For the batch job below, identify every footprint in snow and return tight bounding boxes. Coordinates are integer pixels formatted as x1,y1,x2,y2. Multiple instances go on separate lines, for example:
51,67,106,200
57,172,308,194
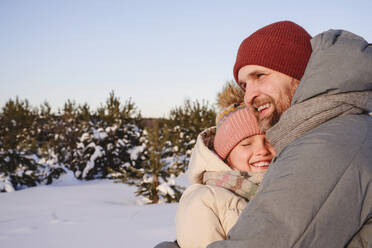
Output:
49,212,76,225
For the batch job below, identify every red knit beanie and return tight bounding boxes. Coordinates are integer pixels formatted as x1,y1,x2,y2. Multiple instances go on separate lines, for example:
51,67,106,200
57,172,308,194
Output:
214,103,262,160
233,21,312,83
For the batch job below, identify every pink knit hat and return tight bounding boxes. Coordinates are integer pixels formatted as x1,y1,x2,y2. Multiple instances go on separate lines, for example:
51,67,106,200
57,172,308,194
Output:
233,21,312,83
214,103,262,160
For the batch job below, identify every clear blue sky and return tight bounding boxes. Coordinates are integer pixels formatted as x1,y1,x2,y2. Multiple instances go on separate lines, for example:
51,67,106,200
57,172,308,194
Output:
1,0,371,117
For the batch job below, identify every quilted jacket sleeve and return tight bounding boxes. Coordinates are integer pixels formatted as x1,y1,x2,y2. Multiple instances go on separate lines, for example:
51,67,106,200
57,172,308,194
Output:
176,184,247,248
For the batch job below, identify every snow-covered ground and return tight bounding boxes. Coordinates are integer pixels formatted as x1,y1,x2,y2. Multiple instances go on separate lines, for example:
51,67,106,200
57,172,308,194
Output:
0,172,188,248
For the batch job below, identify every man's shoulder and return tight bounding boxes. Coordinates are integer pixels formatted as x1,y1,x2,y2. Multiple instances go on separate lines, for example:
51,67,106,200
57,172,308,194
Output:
301,114,372,146
279,114,372,167
323,113,372,129
264,114,372,199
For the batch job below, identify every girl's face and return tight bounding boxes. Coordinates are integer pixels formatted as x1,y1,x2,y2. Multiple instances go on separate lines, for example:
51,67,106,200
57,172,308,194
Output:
226,135,275,173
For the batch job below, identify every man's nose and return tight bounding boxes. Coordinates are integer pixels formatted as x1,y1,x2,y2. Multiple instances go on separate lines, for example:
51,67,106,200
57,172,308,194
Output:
244,85,259,106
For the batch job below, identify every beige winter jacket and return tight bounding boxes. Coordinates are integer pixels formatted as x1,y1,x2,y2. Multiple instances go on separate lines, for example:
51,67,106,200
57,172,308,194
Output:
175,127,251,248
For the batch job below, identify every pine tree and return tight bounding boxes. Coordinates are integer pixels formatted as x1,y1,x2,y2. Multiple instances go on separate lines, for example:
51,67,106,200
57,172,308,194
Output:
0,98,41,191
133,120,183,204
168,99,216,135
166,99,217,175
70,91,144,180
33,101,66,184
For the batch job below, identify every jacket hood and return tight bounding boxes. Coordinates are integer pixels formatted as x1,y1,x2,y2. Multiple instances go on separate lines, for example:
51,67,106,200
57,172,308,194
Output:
187,127,233,185
292,29,372,112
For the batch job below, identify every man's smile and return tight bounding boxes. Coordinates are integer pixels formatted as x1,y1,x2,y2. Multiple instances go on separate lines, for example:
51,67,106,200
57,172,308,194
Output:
256,103,270,113
254,102,272,119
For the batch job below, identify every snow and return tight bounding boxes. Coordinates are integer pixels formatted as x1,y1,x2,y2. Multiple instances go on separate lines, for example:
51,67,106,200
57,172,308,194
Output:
0,175,15,192
93,128,108,140
143,174,154,183
82,145,104,178
105,125,118,133
118,139,126,147
0,174,183,248
79,132,90,142
128,144,146,160
157,183,175,198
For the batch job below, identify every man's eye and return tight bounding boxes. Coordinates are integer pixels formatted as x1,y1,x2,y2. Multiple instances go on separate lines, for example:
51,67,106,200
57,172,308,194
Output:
257,73,265,78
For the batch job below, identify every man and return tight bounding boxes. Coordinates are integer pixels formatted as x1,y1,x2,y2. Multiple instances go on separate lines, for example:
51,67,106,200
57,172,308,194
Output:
155,21,372,248
209,21,372,248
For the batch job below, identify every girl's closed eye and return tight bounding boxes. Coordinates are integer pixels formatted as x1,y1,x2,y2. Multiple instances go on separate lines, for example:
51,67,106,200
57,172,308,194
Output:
241,136,254,146
242,142,252,146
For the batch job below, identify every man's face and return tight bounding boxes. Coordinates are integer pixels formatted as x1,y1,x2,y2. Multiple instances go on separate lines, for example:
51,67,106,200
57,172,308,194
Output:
238,65,299,132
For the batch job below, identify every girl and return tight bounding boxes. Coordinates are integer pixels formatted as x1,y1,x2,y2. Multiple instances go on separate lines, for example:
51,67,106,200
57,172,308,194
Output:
175,83,275,248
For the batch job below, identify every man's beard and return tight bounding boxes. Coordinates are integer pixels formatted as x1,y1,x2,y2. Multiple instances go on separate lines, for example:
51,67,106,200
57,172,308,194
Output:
256,96,286,132
254,82,297,132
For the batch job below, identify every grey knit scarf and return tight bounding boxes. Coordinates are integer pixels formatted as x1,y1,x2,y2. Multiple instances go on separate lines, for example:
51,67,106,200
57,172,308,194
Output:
266,91,371,154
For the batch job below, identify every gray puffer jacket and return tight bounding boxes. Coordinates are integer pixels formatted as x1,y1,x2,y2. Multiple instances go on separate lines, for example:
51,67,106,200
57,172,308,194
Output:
208,30,372,247
154,29,372,248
